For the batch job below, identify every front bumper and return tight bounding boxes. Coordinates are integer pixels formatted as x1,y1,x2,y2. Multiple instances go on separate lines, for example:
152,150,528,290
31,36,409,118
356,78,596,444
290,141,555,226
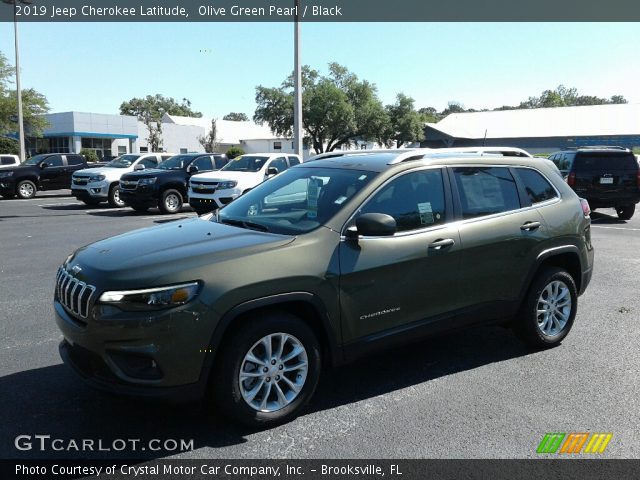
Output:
0,177,16,194
54,299,213,401
71,180,110,199
188,190,238,210
119,188,158,208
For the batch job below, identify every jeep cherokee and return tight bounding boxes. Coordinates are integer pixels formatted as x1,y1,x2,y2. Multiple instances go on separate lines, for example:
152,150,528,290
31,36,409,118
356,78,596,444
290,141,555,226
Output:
54,149,594,426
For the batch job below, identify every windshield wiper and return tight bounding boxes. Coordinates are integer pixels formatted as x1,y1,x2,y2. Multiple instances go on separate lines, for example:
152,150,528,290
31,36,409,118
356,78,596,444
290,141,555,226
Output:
219,217,269,232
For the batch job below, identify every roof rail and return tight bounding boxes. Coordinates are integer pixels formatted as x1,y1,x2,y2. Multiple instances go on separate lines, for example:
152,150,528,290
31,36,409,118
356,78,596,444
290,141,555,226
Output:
574,145,629,151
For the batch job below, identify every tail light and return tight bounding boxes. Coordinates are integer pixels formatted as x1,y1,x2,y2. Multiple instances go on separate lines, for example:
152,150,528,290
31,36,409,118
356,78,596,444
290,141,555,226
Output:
567,171,576,187
579,198,591,217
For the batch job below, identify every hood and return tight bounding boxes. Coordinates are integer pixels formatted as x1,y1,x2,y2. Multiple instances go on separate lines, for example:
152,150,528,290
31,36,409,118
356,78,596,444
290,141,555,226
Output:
121,168,171,180
66,217,294,289
191,170,262,183
74,166,131,177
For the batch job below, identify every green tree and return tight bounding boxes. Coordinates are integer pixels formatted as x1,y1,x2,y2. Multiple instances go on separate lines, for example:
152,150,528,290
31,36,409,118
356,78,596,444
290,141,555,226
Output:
0,136,19,155
222,112,249,121
225,146,245,159
385,93,425,148
198,119,219,153
418,107,440,123
516,85,627,109
254,63,390,153
0,51,50,137
119,94,202,152
80,148,99,163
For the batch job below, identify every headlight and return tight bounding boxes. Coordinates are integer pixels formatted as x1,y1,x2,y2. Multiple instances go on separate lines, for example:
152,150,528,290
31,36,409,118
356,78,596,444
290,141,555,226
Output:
98,282,201,311
0,171,14,178
138,177,157,185
89,175,106,182
217,180,237,189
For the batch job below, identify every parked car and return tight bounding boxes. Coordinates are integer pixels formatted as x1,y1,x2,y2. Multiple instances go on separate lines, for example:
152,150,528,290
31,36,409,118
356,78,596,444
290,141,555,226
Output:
188,153,302,214
119,153,229,214
54,149,593,426
549,146,640,220
0,153,87,199
71,153,173,207
0,154,20,169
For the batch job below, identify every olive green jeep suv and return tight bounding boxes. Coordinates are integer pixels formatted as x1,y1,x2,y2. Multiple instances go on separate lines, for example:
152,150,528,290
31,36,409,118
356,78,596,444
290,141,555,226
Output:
54,150,594,426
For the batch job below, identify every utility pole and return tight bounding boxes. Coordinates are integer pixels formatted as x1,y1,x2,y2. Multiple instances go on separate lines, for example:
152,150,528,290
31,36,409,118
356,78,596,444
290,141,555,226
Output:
293,0,303,157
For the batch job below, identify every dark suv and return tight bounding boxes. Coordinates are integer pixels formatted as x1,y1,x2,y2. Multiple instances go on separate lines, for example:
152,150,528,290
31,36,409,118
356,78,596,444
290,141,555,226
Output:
119,153,228,214
549,146,640,220
0,153,87,199
54,150,593,426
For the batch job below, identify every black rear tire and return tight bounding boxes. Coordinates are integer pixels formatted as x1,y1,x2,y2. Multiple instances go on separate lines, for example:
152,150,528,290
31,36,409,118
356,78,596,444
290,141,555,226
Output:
213,311,321,427
514,267,577,349
616,204,635,220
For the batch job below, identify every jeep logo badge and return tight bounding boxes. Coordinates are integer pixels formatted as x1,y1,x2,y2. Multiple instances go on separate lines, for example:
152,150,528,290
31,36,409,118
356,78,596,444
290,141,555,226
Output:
71,265,82,275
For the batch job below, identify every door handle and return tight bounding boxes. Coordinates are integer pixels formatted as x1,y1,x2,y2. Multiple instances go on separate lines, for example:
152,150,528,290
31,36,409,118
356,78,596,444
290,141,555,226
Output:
428,238,455,250
520,221,541,231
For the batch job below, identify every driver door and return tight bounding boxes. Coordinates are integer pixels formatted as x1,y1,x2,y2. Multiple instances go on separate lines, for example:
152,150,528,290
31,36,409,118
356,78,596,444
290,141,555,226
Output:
39,155,66,190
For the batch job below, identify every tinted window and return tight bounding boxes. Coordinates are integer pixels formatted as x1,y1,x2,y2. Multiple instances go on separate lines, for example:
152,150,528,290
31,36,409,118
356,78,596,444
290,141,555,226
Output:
269,157,288,173
360,169,447,232
288,156,301,166
66,155,83,166
1,156,15,165
139,156,159,168
574,152,637,171
44,155,64,167
214,156,229,169
453,167,520,219
516,168,558,204
191,156,214,172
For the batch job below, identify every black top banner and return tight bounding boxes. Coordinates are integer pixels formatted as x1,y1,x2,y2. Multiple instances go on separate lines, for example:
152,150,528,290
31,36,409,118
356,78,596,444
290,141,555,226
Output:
1,0,640,22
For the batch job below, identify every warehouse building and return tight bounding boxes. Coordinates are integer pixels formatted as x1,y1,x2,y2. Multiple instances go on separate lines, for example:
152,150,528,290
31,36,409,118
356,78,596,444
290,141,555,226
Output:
421,103,640,153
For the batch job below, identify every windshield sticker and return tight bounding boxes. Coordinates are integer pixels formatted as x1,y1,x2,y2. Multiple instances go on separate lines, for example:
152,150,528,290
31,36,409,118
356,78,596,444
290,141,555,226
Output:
307,178,321,219
418,202,434,225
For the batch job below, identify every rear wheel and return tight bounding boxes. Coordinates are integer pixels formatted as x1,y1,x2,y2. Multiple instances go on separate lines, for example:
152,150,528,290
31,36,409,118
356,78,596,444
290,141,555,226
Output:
515,267,577,349
159,189,183,214
213,311,321,427
616,204,635,220
108,184,125,208
16,180,37,199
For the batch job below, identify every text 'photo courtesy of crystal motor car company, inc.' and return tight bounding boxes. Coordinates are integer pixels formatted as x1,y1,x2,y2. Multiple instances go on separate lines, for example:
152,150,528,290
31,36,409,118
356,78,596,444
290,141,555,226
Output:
54,149,594,426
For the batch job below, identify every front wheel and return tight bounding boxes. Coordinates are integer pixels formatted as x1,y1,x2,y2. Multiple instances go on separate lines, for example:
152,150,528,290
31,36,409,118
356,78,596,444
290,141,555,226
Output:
214,312,321,427
159,189,183,214
108,184,125,208
616,204,635,220
16,180,37,199
514,267,577,349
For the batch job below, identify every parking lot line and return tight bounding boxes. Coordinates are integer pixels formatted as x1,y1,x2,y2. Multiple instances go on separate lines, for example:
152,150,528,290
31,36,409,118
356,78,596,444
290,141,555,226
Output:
591,225,640,232
37,202,83,207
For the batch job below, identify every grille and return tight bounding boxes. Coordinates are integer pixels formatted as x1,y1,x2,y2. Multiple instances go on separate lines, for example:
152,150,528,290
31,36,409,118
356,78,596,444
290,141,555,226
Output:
120,180,138,190
73,177,89,186
191,181,218,195
55,267,97,320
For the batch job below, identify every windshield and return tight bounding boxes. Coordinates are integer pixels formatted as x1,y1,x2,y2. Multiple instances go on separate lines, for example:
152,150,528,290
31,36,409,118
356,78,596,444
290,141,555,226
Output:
158,155,194,170
23,154,49,165
221,155,269,172
106,154,140,168
216,167,377,235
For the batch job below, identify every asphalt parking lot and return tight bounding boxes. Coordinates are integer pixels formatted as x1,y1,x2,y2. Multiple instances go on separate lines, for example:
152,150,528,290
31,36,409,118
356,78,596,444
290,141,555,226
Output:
0,191,638,459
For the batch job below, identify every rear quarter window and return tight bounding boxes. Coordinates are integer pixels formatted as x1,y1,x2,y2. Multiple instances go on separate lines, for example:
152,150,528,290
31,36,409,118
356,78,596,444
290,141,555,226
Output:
515,168,558,204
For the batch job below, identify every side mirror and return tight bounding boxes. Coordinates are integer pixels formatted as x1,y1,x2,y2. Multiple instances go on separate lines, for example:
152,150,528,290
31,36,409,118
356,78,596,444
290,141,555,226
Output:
134,164,145,171
40,163,48,169
347,213,397,240
187,165,199,174
266,167,279,177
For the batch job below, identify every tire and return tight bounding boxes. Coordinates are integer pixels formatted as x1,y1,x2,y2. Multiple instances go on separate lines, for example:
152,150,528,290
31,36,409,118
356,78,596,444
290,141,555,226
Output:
159,189,183,214
81,199,101,206
214,311,321,427
616,204,635,221
108,184,125,208
514,267,578,349
16,180,37,199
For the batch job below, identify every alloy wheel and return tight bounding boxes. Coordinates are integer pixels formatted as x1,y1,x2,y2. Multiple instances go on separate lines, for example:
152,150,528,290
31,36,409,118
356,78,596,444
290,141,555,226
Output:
536,280,572,337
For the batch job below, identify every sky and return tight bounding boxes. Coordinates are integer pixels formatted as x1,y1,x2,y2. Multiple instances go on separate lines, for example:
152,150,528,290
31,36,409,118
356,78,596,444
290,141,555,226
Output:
1,22,639,119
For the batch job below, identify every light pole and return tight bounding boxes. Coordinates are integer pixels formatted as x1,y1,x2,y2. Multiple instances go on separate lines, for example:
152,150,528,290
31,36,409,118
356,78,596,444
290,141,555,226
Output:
293,0,303,157
3,0,30,162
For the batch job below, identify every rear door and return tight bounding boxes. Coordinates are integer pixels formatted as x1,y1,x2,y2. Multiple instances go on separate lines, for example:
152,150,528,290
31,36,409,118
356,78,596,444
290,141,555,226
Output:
572,151,639,205
62,155,85,187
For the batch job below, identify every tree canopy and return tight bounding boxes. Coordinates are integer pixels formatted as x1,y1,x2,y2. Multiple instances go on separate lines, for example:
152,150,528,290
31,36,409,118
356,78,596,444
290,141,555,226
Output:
254,63,391,153
385,93,425,148
0,51,50,138
223,112,249,121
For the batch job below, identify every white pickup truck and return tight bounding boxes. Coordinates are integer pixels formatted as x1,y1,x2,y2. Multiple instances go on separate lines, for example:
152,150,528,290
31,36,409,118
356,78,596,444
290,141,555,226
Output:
188,153,302,214
71,153,173,207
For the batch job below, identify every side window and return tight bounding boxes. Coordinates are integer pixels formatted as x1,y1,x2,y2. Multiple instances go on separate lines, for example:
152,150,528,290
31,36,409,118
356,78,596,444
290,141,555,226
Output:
360,169,447,232
1,156,15,165
192,156,213,172
288,156,301,167
66,155,83,166
214,156,229,169
269,157,288,173
139,156,159,169
558,154,571,171
160,155,173,162
44,155,63,167
453,167,520,219
516,168,558,204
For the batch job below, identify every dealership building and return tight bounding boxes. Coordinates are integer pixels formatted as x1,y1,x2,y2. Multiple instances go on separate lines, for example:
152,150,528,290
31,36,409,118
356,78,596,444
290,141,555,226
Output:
25,111,302,160
421,103,640,153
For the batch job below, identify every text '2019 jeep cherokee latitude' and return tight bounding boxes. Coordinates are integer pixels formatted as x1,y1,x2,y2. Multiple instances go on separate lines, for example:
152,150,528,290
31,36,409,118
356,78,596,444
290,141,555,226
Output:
54,150,594,426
